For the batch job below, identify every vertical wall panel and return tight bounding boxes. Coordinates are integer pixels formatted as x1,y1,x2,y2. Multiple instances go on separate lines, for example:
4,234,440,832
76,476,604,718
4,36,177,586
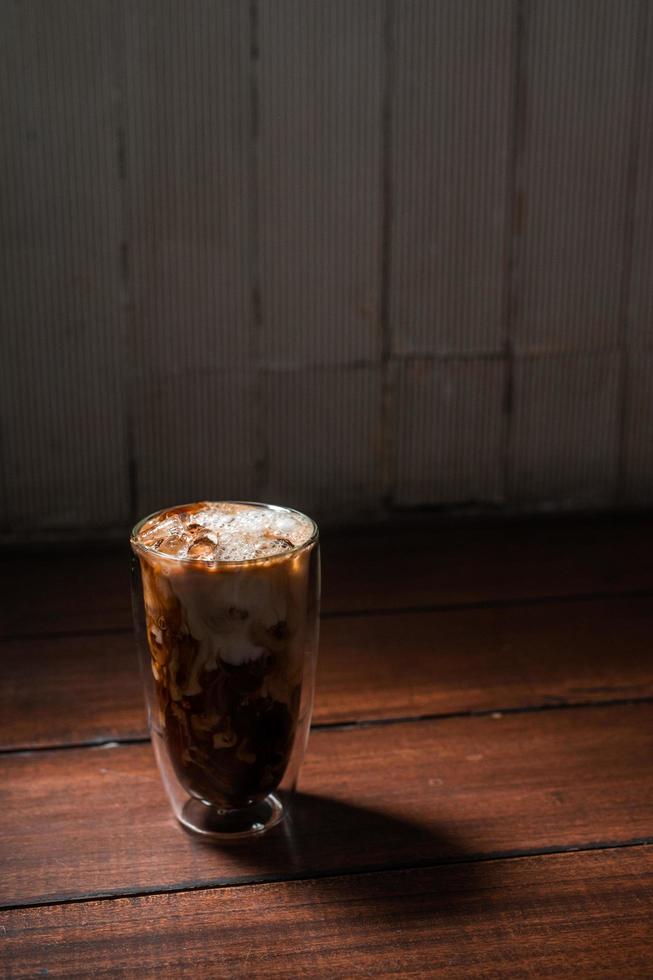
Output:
0,0,127,529
125,0,256,514
258,0,383,367
393,359,505,505
629,2,653,350
390,0,513,355
624,3,653,503
262,366,382,519
624,351,653,501
509,353,620,502
513,0,639,353
135,370,257,513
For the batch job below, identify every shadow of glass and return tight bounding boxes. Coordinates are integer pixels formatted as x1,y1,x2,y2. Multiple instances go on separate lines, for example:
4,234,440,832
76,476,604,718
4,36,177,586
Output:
195,791,492,922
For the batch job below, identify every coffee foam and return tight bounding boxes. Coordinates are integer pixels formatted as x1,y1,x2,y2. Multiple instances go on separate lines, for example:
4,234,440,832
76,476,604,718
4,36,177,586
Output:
134,502,315,563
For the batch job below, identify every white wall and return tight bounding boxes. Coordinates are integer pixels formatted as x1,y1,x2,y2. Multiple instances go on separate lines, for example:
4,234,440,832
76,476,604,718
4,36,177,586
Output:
1,0,652,537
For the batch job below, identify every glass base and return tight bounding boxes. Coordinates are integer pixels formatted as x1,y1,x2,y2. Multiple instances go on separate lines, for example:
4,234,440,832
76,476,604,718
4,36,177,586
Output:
178,793,284,840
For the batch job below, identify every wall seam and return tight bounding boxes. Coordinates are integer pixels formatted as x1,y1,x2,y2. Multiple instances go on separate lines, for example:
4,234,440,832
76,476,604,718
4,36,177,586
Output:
249,0,266,499
380,0,395,515
615,0,649,505
113,0,137,525
503,0,526,503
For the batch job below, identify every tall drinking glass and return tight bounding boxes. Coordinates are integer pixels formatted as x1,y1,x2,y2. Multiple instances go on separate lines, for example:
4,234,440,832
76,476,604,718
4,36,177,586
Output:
130,501,320,840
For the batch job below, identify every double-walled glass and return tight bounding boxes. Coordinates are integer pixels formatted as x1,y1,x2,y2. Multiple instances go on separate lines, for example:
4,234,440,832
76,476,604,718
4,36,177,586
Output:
130,502,320,840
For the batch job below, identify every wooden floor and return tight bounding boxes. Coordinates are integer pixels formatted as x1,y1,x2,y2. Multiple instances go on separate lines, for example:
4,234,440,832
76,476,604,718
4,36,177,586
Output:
1,515,653,977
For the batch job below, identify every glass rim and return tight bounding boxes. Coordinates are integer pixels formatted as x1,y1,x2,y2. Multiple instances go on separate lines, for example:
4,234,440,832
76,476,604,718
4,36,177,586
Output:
130,500,319,567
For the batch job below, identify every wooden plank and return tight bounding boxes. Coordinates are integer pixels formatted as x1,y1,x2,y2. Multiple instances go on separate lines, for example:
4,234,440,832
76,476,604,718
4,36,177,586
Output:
0,546,130,638
2,847,651,978
3,595,653,750
0,632,145,751
393,358,505,505
390,0,512,355
258,0,382,367
514,0,639,352
262,365,382,519
124,0,256,517
3,516,653,636
509,353,620,503
315,595,653,724
0,0,128,529
1,704,651,906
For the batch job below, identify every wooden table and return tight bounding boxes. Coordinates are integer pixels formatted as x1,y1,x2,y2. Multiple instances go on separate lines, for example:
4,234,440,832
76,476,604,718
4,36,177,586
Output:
1,515,653,977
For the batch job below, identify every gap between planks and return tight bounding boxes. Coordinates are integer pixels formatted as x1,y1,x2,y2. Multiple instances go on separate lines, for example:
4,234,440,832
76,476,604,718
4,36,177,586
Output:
3,585,653,643
2,837,651,915
3,694,653,758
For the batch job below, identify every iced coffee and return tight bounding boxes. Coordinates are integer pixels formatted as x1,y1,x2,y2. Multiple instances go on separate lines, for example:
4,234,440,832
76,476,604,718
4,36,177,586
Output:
130,502,319,838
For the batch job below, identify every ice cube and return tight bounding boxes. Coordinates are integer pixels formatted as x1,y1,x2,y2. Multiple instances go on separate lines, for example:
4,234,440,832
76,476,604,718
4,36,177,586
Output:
157,532,191,557
187,533,218,560
140,514,185,547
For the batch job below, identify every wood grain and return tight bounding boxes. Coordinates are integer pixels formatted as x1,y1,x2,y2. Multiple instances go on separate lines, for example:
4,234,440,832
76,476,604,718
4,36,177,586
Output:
2,516,653,636
2,846,651,978
2,704,651,907
3,595,653,750
0,546,131,638
0,632,146,750
315,595,653,724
